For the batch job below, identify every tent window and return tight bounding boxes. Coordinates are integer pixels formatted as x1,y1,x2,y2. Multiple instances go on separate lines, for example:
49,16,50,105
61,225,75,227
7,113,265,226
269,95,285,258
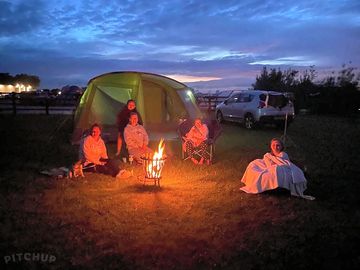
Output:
177,90,201,119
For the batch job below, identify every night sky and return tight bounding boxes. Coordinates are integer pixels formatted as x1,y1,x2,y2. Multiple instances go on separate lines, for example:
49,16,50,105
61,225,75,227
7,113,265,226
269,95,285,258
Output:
0,0,359,91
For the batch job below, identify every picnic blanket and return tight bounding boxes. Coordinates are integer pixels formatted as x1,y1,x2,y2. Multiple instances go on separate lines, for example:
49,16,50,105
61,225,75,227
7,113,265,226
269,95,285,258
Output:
240,152,315,200
40,167,70,178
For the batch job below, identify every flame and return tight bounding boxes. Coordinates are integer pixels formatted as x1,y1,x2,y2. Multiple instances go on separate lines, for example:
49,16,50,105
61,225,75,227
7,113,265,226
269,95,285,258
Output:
146,139,166,178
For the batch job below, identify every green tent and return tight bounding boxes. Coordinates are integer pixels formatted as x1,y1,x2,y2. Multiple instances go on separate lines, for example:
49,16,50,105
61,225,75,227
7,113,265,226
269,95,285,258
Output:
72,71,202,144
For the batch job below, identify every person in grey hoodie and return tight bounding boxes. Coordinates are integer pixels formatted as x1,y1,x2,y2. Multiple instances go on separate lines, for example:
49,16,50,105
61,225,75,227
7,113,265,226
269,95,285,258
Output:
124,112,152,163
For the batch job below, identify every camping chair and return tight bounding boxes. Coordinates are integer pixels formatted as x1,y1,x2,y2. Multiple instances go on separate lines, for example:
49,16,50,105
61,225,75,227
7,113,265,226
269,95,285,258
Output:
178,119,222,163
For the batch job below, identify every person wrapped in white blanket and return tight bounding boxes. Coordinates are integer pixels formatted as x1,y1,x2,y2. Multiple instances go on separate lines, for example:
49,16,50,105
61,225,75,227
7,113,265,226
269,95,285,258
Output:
240,138,315,200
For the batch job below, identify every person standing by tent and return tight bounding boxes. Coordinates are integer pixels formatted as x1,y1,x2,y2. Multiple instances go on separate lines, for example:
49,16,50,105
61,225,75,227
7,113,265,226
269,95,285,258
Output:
81,123,129,178
115,99,143,157
124,112,152,164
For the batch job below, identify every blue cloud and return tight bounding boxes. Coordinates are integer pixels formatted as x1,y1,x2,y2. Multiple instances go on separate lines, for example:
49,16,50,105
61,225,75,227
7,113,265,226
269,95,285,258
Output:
0,0,46,35
0,0,359,89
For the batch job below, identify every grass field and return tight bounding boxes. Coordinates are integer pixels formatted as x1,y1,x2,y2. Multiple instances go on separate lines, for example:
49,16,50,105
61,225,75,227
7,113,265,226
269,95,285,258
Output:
0,114,359,269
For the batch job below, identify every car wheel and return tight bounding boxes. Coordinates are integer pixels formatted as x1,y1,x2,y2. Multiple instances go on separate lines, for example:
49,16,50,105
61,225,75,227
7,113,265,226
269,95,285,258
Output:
244,114,256,129
216,111,224,123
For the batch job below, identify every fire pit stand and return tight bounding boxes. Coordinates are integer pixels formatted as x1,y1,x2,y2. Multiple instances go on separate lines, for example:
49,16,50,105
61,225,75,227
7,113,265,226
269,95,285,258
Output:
139,156,167,187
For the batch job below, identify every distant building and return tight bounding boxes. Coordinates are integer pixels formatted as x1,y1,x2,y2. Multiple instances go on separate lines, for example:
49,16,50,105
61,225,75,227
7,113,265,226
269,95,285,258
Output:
0,84,32,93
0,84,15,93
61,85,84,95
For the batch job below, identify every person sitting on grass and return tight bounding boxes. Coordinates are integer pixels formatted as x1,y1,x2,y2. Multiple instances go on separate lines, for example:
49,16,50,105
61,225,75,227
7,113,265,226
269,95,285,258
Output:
183,118,210,165
240,138,315,200
81,123,129,178
124,112,152,164
115,99,142,157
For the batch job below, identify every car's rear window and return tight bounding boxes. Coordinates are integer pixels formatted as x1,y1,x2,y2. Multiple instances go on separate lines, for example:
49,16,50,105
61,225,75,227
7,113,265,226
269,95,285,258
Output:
268,94,288,108
259,94,266,101
239,94,254,102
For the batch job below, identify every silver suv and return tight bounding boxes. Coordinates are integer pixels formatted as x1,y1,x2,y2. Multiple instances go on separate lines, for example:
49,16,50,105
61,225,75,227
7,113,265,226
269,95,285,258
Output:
215,90,295,129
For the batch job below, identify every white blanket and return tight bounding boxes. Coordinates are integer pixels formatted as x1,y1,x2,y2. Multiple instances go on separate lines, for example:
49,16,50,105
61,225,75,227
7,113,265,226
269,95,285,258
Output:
240,152,314,200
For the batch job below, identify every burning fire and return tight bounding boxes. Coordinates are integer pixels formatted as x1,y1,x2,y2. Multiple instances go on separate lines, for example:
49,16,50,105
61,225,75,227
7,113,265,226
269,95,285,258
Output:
146,139,166,179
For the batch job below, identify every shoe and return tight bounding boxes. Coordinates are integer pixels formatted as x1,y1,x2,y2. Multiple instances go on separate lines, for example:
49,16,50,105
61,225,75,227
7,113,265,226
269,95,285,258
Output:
116,169,132,179
191,158,199,164
199,158,204,165
135,159,143,165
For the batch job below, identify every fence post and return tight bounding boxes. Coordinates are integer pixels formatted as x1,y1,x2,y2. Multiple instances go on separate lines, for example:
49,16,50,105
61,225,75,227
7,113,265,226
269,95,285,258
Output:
12,92,16,115
45,98,49,115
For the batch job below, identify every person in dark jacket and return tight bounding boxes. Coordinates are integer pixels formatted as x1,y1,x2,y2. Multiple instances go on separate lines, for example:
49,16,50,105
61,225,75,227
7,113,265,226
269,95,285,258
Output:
115,99,142,157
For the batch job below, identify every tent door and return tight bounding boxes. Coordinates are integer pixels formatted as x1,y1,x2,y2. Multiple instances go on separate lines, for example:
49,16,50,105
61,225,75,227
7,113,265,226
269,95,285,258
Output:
142,80,169,124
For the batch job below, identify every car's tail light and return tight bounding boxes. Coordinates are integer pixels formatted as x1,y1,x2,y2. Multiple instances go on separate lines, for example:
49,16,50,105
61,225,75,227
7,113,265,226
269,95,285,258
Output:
258,100,266,108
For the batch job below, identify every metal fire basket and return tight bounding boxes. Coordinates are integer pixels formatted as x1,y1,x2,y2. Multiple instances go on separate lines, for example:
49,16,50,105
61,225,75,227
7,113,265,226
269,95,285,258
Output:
140,155,167,186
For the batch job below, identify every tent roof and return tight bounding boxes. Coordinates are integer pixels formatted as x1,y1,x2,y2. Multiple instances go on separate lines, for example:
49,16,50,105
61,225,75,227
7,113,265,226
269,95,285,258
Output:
88,71,187,89
72,71,202,144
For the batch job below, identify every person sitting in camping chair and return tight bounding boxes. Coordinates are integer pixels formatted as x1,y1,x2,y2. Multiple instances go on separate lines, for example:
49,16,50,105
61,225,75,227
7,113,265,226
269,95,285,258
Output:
183,118,210,165
124,112,152,164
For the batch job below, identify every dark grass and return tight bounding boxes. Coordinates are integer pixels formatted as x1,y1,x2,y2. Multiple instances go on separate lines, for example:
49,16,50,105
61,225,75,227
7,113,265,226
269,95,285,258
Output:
0,114,359,270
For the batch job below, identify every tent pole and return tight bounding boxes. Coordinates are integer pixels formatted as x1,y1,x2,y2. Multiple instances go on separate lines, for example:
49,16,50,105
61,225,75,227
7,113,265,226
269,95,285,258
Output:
283,113,288,147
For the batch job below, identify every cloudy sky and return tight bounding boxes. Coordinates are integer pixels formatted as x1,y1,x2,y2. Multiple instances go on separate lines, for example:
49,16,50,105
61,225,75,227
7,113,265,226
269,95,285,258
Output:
0,0,359,91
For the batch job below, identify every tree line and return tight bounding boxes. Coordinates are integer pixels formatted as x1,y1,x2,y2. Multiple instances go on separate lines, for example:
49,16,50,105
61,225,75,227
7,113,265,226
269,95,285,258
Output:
2,67,359,116
252,64,360,115
0,73,40,89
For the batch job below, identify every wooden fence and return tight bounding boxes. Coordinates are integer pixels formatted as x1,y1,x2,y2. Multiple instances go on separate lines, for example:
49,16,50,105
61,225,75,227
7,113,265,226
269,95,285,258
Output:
0,92,231,115
0,94,77,115
196,95,229,111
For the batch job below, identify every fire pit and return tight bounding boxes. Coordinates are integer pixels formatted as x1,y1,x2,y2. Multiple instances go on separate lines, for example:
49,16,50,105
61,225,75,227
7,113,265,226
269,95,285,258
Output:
140,139,166,186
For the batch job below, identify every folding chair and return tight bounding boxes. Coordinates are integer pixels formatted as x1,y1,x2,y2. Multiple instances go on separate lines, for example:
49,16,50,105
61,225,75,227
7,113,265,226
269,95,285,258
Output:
178,119,193,160
178,119,222,163
203,118,222,162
